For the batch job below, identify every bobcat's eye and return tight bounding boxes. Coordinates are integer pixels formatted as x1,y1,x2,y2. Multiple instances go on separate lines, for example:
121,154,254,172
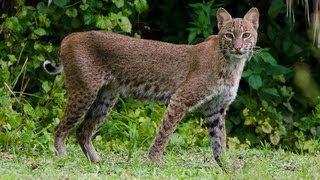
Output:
224,33,234,40
242,33,251,39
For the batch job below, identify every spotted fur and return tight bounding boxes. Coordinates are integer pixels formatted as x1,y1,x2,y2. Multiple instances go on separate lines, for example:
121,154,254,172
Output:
45,8,259,166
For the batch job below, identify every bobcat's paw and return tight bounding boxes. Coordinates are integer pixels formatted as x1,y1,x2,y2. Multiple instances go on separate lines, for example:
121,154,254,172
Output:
87,152,101,163
148,152,163,166
54,146,67,156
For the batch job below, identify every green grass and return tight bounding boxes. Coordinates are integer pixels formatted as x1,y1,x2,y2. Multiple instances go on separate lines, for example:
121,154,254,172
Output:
1,143,320,179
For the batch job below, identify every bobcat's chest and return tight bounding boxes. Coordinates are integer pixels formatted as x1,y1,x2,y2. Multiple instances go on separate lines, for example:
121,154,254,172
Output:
211,83,238,107
190,83,239,112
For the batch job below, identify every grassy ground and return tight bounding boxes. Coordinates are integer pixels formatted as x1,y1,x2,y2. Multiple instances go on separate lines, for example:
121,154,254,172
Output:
1,144,320,179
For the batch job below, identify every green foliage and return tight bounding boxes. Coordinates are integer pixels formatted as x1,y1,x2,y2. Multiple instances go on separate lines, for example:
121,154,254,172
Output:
230,48,297,148
97,99,209,156
100,99,164,157
0,76,64,154
187,1,217,44
134,0,148,14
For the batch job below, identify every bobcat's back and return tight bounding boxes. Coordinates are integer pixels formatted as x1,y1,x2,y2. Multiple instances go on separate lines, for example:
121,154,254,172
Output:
59,31,218,100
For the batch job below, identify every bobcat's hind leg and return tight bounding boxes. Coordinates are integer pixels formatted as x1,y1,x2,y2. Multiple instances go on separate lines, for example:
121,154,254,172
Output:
54,89,98,156
76,84,118,162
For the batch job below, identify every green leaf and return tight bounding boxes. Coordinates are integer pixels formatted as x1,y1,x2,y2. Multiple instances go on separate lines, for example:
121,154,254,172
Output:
188,31,197,44
262,88,280,97
268,0,285,18
134,0,148,14
5,123,11,131
84,14,94,25
267,26,276,41
80,4,89,10
202,29,212,38
109,12,119,21
122,8,133,16
242,70,253,78
42,81,51,93
17,6,27,18
53,0,70,7
267,64,292,75
273,74,286,83
270,132,280,145
38,14,51,27
282,37,291,51
244,117,256,126
4,17,22,33
260,51,277,65
119,16,132,33
7,55,17,62
23,103,34,116
261,122,272,134
0,96,10,106
34,42,42,51
112,0,124,8
96,15,108,29
248,75,262,89
66,8,78,18
283,102,294,112
34,28,46,36
36,2,49,13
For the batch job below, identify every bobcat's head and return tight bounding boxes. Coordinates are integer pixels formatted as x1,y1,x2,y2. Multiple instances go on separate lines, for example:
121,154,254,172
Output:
217,8,259,60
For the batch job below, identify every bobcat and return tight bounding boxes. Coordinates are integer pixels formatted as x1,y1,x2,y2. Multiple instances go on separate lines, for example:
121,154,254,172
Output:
44,8,259,166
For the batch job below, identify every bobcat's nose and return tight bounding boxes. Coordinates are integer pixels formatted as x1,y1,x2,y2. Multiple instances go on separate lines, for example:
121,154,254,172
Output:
235,48,246,55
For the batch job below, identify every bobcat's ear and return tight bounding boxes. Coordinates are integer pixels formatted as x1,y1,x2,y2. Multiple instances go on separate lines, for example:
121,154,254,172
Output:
244,8,260,30
216,8,232,30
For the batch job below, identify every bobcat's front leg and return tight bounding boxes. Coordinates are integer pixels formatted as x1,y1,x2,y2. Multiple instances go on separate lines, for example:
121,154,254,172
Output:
148,95,187,164
204,101,228,166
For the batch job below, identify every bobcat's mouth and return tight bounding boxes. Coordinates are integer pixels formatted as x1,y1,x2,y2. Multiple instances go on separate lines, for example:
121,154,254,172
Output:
231,53,245,58
230,48,251,58
226,51,249,59
222,47,251,60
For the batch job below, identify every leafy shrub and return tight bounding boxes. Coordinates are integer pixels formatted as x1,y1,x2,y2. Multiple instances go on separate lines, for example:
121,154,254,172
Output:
187,1,217,44
0,75,64,154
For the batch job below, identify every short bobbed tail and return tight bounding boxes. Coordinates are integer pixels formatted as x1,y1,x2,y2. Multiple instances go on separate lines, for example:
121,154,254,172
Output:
43,60,63,75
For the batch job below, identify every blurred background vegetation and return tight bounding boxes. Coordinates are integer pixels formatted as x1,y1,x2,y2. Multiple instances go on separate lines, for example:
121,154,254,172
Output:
0,0,319,155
